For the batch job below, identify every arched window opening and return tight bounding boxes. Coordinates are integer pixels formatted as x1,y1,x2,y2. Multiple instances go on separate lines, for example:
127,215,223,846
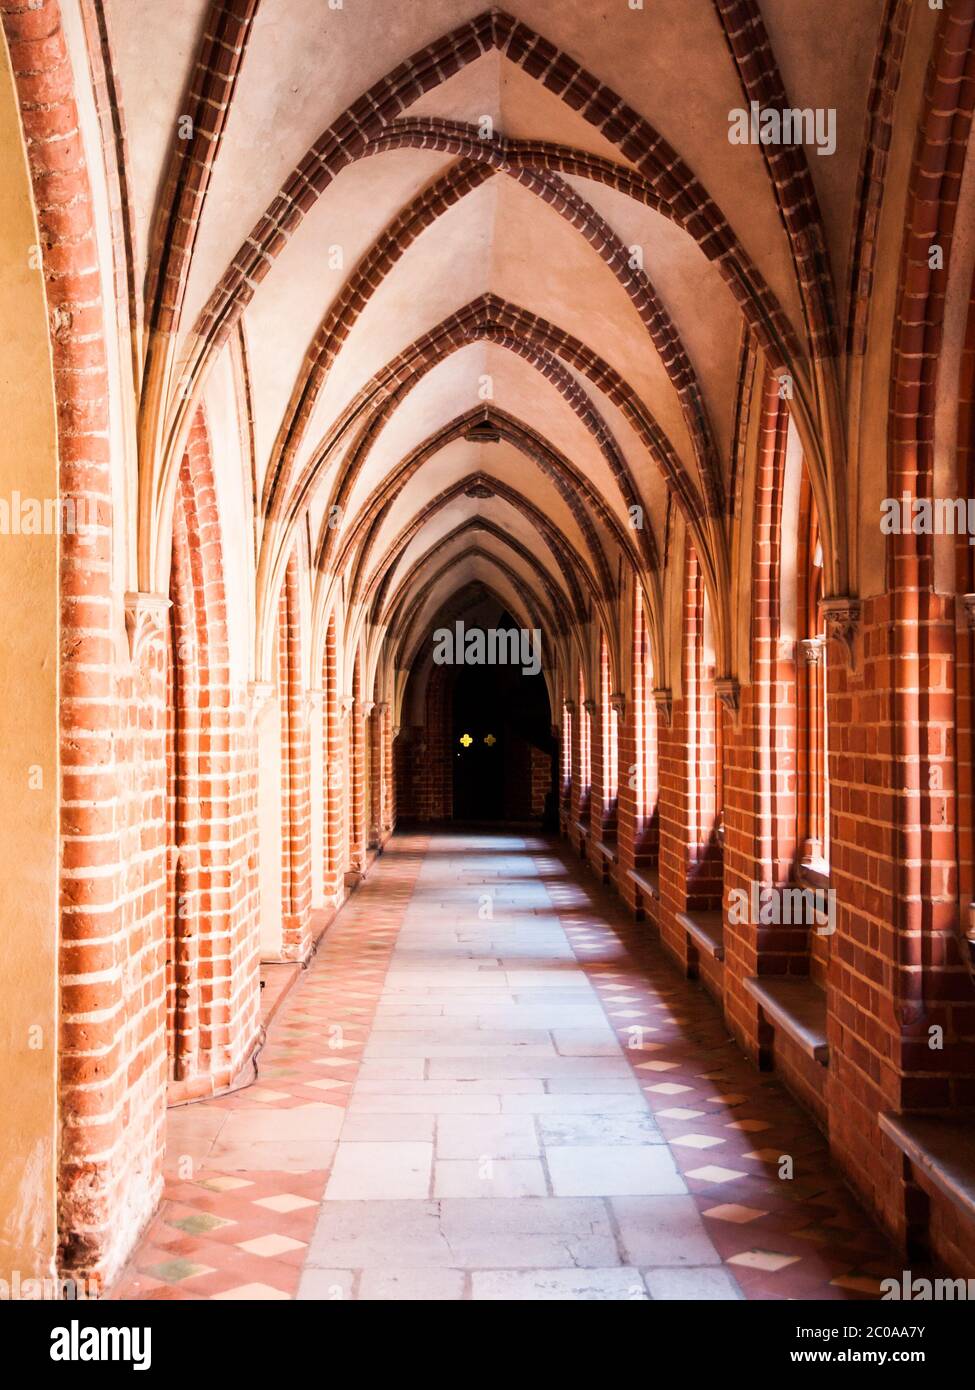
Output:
561,699,573,809
578,665,592,817
600,631,619,837
686,549,723,904
797,485,829,882
633,588,659,862
755,398,830,991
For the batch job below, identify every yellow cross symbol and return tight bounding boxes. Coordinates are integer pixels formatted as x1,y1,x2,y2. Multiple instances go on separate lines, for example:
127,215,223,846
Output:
484,734,496,746
459,733,473,747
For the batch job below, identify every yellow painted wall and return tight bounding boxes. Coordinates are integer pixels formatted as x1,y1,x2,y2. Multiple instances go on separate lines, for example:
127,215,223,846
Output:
0,29,60,1283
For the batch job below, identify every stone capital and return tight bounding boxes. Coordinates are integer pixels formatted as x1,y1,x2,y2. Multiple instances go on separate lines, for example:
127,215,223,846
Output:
714,676,740,719
798,636,825,667
819,596,861,670
303,687,325,723
652,687,672,728
124,591,171,665
246,681,275,727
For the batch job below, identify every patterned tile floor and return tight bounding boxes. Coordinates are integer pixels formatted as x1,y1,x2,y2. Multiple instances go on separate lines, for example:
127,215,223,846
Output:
111,831,907,1301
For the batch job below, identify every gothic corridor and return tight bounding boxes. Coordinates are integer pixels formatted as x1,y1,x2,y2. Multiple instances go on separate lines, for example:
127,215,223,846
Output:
2,0,975,1324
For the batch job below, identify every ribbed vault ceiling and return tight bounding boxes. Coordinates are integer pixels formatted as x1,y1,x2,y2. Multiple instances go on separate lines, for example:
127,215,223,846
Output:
108,0,886,689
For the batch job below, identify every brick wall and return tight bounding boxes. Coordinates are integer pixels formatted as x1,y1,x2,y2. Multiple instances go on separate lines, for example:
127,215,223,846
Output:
530,744,550,818
323,614,345,898
397,666,452,821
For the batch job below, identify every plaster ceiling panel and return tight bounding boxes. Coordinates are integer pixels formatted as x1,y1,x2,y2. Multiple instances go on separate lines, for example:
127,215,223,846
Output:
477,347,627,506
335,343,626,544
177,0,493,338
374,493,567,603
760,0,888,309
367,497,565,601
479,353,645,552
586,384,675,534
488,177,696,469
238,147,453,473
291,182,500,476
398,573,559,668
497,0,798,320
402,559,548,658
335,347,492,511
362,437,588,561
104,0,209,277
560,173,749,480
406,48,503,130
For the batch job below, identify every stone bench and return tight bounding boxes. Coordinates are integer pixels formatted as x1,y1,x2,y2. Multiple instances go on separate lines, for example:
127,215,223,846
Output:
880,1112,975,1227
744,975,829,1066
626,865,660,923
677,908,725,963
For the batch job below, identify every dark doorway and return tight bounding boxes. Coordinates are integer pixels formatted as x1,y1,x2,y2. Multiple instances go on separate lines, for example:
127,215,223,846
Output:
450,613,554,823
451,665,505,820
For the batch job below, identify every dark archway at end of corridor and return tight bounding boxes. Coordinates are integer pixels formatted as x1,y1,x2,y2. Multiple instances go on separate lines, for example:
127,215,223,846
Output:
395,600,559,829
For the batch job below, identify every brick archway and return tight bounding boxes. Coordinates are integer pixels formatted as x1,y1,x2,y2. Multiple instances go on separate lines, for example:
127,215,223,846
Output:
166,406,261,1102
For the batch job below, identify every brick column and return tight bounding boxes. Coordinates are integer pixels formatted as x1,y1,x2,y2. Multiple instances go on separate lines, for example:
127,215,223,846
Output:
617,685,640,912
560,699,574,835
374,702,392,842
589,696,605,846
323,619,344,901
367,702,381,849
348,697,368,877
387,716,400,833
656,684,691,968
572,697,595,854
658,549,724,965
278,578,312,962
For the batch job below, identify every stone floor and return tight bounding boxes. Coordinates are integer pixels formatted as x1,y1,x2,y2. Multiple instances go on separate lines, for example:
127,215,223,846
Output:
110,831,906,1301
